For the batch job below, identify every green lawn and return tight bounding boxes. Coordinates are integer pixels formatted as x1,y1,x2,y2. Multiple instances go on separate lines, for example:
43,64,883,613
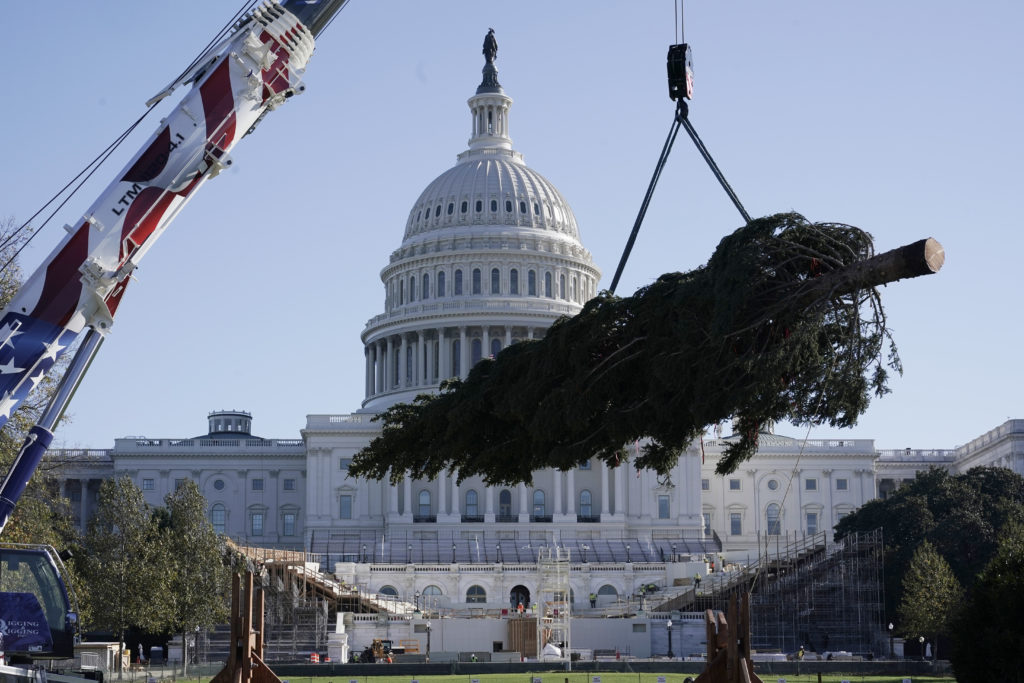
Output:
175,674,955,683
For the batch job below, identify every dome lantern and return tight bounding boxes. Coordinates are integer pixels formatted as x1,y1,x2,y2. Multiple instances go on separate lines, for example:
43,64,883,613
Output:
468,29,512,152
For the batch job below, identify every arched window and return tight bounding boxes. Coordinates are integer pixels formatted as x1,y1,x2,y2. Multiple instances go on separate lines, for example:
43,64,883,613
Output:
460,200,468,214
560,274,566,299
490,338,501,358
505,199,513,212
465,489,478,516
447,202,454,215
399,279,404,305
434,204,441,217
466,585,487,603
499,489,512,516
491,268,500,294
452,339,461,376
597,584,618,600
533,490,546,516
409,275,416,302
519,200,527,214
579,490,592,517
454,269,463,295
418,490,431,516
423,584,442,598
766,503,781,536
571,276,577,302
405,346,413,383
528,270,537,296
510,269,519,294
471,338,482,365
475,199,482,212
422,273,430,300
437,271,446,297
211,503,225,534
544,272,552,298
472,268,482,294
490,199,498,212
379,585,399,596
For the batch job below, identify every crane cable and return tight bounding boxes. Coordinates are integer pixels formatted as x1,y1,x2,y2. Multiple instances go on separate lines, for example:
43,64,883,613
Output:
0,0,263,273
609,0,751,295
608,100,751,295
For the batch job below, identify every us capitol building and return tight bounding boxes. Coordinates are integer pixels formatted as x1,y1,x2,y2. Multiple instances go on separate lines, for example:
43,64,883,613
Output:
50,35,1023,642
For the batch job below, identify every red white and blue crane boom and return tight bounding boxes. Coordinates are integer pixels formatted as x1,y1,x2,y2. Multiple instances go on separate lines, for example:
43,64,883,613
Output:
0,0,349,536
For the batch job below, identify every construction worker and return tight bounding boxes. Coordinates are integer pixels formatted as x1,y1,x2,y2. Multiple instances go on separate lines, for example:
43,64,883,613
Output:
589,592,597,608
694,572,702,590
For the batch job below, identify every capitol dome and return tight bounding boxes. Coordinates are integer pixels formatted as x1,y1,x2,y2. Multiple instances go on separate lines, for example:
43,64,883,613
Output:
360,34,600,411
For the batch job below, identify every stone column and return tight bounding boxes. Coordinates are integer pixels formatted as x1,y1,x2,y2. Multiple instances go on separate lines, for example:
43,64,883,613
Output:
823,469,834,533
426,332,435,384
459,327,469,379
437,327,448,379
505,327,512,347
600,463,610,515
451,473,460,515
566,469,576,514
389,482,400,515
553,470,562,516
386,337,395,389
399,335,408,388
403,476,413,519
485,486,494,522
438,472,447,516
482,325,490,359
613,463,625,519
365,346,372,397
518,483,529,522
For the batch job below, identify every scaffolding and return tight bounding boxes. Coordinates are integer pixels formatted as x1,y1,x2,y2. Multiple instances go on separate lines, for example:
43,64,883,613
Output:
748,528,885,656
535,546,572,662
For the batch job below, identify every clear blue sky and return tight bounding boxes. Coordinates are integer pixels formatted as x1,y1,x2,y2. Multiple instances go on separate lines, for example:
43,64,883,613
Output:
2,1,1021,451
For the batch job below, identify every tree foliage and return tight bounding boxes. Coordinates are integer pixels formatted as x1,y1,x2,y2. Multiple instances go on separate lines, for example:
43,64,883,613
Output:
835,466,1024,618
82,477,166,644
156,480,230,674
897,539,963,659
351,213,902,485
950,520,1024,682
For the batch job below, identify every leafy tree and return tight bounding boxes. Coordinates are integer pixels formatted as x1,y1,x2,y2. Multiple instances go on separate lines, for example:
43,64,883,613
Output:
897,540,962,660
950,520,1024,683
83,476,166,668
156,480,229,674
350,214,941,485
835,466,1024,618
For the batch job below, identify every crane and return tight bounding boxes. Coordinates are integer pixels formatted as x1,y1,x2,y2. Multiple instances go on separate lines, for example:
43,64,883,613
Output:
0,0,349,666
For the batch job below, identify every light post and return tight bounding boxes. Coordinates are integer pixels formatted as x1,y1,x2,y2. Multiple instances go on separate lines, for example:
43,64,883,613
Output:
918,635,925,661
425,621,432,662
414,590,420,612
666,619,674,659
888,622,894,658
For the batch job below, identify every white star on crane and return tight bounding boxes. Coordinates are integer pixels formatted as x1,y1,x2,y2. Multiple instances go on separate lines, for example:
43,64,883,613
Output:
0,322,22,351
0,358,25,375
41,335,68,363
0,391,18,420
